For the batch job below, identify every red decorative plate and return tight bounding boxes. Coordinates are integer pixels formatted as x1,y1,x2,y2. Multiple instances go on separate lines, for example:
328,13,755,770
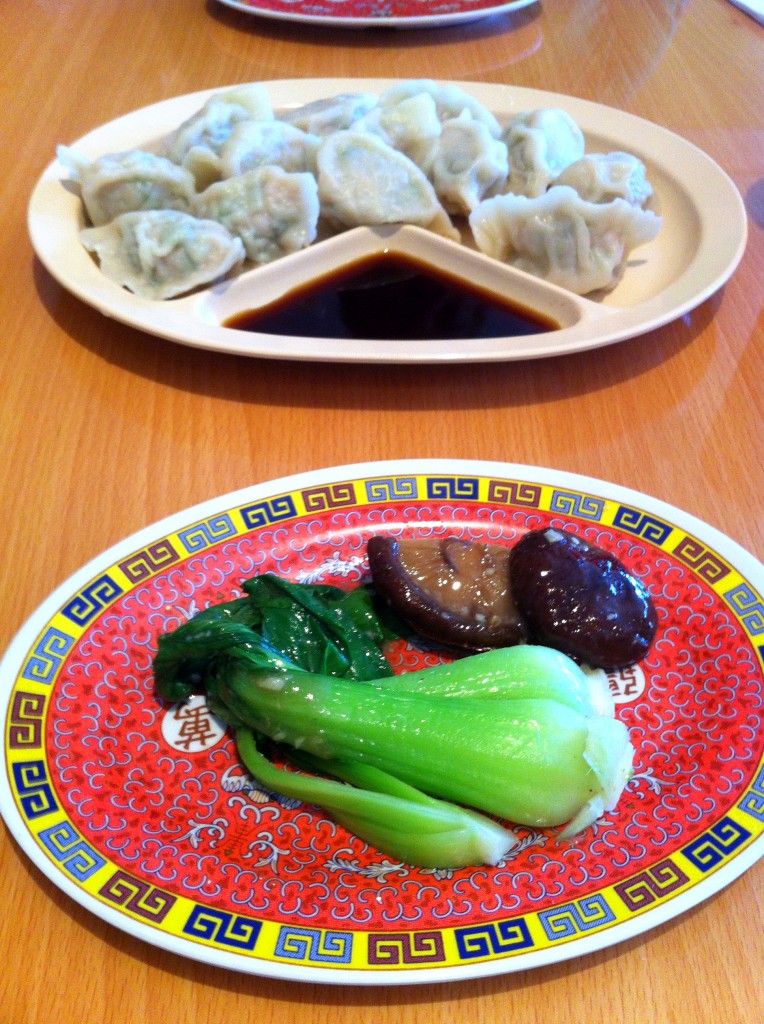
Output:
2,461,763,984
216,0,537,29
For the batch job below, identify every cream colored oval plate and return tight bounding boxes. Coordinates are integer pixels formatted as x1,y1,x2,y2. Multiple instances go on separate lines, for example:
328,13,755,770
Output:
28,80,747,364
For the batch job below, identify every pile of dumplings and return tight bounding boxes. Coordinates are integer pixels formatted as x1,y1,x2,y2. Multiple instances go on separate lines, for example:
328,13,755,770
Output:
58,79,662,302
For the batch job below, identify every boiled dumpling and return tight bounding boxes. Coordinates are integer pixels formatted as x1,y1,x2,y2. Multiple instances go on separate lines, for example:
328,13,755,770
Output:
219,121,321,178
57,147,197,227
552,152,654,207
353,92,442,170
163,85,274,164
192,165,319,264
161,84,274,189
316,130,459,241
469,184,662,294
502,108,585,197
79,210,245,300
211,84,275,119
279,93,378,137
378,80,502,139
429,114,509,215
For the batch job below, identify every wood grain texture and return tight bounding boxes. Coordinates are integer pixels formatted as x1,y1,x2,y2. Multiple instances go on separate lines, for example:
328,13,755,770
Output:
1,0,763,1020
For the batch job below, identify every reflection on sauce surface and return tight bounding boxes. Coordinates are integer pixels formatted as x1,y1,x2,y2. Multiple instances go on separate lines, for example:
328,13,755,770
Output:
224,253,561,341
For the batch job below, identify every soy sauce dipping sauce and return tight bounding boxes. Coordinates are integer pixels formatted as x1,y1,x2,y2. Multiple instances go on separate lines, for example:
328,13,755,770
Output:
224,253,561,341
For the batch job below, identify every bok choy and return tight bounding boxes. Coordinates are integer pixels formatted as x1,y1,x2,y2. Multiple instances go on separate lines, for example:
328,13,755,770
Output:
154,574,635,867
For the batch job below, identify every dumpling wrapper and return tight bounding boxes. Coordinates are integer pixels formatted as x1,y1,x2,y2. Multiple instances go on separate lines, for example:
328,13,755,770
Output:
429,114,509,215
502,108,585,198
219,121,321,178
279,93,379,137
80,209,245,300
353,92,442,170
193,165,320,264
316,130,459,241
553,152,654,208
161,84,275,189
469,184,662,295
378,80,502,138
57,147,197,227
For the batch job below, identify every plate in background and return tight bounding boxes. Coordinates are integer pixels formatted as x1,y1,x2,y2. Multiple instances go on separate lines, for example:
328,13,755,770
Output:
216,0,537,27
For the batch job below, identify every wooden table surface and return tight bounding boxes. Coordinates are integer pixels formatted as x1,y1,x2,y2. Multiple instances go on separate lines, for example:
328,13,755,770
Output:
1,0,763,1020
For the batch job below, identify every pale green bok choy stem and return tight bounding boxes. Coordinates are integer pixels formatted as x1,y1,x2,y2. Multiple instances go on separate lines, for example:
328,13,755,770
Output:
214,650,634,833
235,730,517,868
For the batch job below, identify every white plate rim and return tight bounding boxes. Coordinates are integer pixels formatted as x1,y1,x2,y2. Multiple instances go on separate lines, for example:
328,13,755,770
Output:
216,0,537,28
27,79,748,364
1,458,763,985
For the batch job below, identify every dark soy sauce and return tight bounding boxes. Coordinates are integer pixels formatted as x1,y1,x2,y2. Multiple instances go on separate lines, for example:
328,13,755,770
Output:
224,252,560,341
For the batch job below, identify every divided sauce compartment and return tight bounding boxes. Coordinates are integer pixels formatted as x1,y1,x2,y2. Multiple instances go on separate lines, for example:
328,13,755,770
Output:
191,224,607,359
28,78,747,363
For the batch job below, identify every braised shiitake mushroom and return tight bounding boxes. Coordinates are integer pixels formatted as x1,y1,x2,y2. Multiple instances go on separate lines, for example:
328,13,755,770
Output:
367,535,528,651
367,528,658,669
509,527,657,669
